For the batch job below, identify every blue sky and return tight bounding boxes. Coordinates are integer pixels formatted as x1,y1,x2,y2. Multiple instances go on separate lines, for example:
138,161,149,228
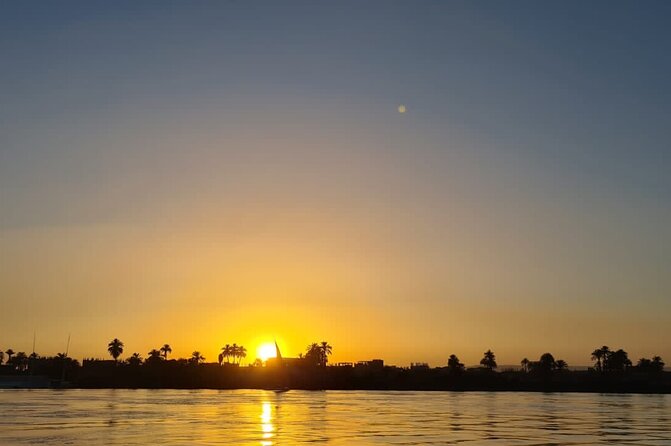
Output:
1,1,669,364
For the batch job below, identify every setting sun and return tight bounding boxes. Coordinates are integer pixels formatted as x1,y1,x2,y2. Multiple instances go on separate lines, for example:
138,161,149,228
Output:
257,343,277,362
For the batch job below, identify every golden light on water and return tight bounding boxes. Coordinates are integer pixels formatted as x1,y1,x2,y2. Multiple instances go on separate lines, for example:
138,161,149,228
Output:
260,401,274,445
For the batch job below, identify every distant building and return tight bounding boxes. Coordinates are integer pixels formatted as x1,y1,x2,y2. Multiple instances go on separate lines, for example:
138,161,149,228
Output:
355,359,384,370
410,362,429,370
266,357,305,367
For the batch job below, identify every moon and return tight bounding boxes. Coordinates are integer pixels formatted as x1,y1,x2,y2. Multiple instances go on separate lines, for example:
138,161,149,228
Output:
398,104,407,114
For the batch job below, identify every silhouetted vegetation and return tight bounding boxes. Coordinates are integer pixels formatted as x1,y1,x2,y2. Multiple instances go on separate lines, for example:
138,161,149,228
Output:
305,342,332,367
107,338,124,362
1,342,669,392
447,354,464,374
160,344,172,360
480,350,497,370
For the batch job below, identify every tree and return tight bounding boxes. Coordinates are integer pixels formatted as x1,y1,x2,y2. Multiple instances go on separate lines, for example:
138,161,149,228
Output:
107,338,124,362
651,356,665,372
221,344,232,364
233,344,240,364
591,345,610,372
0,351,4,365
320,341,333,367
5,349,15,364
520,358,530,373
447,354,464,373
13,352,29,371
606,349,631,372
146,349,163,364
218,352,224,366
555,359,568,371
160,344,172,360
237,346,247,365
480,350,497,370
126,353,143,367
305,343,322,366
538,353,556,372
189,351,205,365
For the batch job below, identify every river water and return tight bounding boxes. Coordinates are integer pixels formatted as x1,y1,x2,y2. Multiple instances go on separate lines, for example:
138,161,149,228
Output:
1,389,669,445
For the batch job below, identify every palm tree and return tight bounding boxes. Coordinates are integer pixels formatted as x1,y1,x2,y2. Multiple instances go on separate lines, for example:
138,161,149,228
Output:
5,349,15,364
320,341,332,367
232,344,240,364
651,356,665,372
591,346,612,372
221,344,232,364
107,338,124,362
555,359,568,371
607,349,631,372
160,344,172,360
146,349,163,364
127,353,143,366
237,346,247,365
521,358,530,373
480,349,497,370
306,343,321,366
591,348,603,371
447,354,464,372
597,346,611,371
539,353,556,372
189,351,205,365
13,352,29,371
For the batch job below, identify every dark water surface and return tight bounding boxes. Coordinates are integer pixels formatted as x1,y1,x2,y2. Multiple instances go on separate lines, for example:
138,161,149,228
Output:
1,389,669,445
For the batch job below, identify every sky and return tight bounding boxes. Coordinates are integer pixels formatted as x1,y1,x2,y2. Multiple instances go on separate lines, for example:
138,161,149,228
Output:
1,1,670,367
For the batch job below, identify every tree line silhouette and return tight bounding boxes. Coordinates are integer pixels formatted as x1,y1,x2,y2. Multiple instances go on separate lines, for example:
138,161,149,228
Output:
1,341,667,392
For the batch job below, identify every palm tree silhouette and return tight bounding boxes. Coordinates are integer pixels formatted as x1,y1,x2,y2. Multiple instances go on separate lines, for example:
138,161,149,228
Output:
591,346,609,372
146,349,162,364
127,353,142,366
320,341,332,367
231,344,239,364
13,352,28,371
447,354,464,372
555,359,568,371
190,351,205,365
160,344,172,360
306,343,321,366
107,338,124,362
5,349,15,364
237,346,247,365
221,344,232,364
480,350,497,370
651,356,665,372
521,358,530,372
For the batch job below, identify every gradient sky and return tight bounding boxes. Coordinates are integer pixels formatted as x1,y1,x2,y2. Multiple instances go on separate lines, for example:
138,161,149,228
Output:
1,1,670,366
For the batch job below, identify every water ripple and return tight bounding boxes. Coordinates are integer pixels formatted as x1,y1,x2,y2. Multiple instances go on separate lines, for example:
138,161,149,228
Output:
0,390,669,445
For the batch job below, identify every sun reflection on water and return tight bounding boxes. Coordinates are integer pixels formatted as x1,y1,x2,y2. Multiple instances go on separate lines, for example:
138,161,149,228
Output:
260,401,274,445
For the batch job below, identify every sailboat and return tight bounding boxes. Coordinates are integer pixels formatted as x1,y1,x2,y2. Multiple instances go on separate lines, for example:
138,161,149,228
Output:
273,341,290,393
